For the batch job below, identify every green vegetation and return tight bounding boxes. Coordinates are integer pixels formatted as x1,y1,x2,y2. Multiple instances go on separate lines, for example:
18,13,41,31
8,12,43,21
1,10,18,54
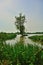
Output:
0,32,17,41
15,13,26,36
0,42,43,65
0,13,43,65
26,32,43,34
29,35,43,45
0,31,43,65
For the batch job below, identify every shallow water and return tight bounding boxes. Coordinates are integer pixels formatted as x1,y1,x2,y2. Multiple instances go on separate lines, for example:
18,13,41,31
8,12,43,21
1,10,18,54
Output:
6,34,43,48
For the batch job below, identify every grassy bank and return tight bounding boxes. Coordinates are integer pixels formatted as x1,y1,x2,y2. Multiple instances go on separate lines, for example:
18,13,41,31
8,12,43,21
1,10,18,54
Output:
0,32,17,41
29,35,43,45
0,42,43,65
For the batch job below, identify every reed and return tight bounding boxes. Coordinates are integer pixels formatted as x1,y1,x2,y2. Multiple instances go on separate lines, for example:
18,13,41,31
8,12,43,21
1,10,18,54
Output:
0,42,43,65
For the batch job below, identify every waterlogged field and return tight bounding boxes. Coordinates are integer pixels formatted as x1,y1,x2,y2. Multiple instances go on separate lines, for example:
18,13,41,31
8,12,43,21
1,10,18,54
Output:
0,42,43,65
0,33,43,65
29,35,43,45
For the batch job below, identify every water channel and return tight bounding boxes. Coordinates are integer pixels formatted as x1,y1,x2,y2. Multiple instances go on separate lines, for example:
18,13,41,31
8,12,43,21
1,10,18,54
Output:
6,34,43,48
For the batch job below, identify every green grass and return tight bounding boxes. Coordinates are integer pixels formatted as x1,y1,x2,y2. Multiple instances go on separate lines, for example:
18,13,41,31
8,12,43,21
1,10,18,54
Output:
0,32,17,41
0,33,43,65
0,42,43,65
29,35,43,45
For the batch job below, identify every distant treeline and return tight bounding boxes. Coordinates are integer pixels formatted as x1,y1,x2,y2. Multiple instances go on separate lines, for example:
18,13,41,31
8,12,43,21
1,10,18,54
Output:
25,32,43,34
15,32,43,36
0,32,43,40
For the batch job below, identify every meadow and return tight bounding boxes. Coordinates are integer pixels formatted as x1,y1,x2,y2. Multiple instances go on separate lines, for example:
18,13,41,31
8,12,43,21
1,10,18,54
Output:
0,32,17,41
0,33,43,65
29,35,43,45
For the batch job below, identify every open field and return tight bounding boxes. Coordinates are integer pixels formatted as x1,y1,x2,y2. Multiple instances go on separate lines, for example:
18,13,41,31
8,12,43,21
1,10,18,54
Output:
0,33,43,65
0,32,17,41
29,35,43,45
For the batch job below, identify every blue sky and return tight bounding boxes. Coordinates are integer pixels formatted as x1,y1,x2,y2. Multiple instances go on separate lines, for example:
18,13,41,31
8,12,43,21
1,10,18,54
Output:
0,0,43,32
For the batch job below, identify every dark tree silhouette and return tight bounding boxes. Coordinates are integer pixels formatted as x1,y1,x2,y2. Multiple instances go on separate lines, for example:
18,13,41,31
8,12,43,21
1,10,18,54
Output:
15,13,26,36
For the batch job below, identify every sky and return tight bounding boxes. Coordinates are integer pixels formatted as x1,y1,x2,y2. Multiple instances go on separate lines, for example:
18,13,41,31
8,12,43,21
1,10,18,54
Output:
0,0,43,32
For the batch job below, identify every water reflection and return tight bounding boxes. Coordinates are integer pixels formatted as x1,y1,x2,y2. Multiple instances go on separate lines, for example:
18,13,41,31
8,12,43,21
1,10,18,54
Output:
6,34,43,48
6,35,25,45
19,36,25,43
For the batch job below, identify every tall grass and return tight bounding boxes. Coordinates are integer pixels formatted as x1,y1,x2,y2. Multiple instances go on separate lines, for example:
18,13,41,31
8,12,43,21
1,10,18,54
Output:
0,42,43,65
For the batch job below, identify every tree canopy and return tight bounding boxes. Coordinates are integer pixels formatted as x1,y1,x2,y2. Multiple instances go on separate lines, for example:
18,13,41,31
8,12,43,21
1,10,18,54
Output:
15,13,26,36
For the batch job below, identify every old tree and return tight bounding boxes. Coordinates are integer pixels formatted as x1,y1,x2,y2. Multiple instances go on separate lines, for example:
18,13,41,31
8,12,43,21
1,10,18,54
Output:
15,13,26,36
